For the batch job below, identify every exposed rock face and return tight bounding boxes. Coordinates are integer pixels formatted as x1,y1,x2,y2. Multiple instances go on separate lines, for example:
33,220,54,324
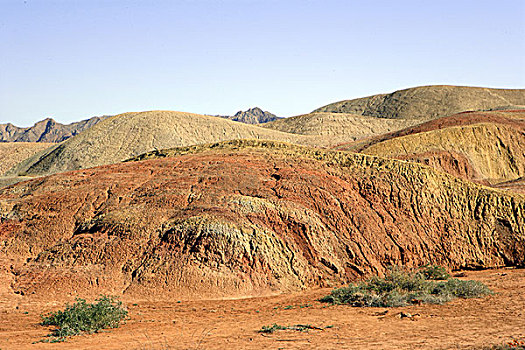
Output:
394,151,488,184
217,107,281,124
313,86,525,120
340,110,525,185
1,141,523,300
0,116,108,142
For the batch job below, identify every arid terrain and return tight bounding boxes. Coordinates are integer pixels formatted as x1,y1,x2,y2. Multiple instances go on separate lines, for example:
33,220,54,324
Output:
0,142,53,175
337,109,525,185
313,85,525,120
0,142,54,188
263,112,420,142
0,116,109,143
0,268,524,349
1,85,524,349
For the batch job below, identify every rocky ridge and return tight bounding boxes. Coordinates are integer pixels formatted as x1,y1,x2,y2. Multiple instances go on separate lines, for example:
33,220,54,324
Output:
216,107,281,124
0,116,109,143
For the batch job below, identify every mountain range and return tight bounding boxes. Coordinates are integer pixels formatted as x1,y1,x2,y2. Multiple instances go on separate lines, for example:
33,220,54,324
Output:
0,116,109,143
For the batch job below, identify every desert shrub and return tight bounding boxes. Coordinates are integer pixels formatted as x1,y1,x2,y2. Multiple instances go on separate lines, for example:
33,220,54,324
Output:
39,295,128,342
320,266,492,307
258,323,289,333
418,264,450,280
258,323,330,333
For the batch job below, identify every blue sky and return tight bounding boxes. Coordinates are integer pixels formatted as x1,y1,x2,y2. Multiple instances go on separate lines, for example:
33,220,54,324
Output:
1,0,524,126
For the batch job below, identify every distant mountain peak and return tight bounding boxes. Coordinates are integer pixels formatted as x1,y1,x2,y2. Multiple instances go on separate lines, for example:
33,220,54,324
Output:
0,115,109,143
218,107,281,124
235,107,263,115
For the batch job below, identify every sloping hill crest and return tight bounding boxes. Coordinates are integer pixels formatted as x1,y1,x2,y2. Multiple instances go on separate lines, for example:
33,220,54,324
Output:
314,85,525,120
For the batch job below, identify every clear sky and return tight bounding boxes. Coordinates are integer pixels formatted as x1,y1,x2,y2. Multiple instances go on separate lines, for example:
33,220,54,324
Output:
1,0,524,126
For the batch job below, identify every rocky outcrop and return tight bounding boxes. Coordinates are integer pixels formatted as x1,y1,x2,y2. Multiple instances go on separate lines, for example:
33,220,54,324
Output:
313,85,525,120
1,141,523,300
0,116,108,143
217,107,281,124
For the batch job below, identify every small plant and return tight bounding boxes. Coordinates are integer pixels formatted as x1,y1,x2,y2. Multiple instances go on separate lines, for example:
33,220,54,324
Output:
259,323,288,333
258,323,328,334
38,295,128,342
320,266,492,307
418,264,450,280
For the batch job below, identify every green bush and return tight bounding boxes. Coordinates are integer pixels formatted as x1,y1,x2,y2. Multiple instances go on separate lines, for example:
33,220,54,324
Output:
320,266,492,307
258,323,289,333
419,264,450,280
258,323,330,333
40,295,128,342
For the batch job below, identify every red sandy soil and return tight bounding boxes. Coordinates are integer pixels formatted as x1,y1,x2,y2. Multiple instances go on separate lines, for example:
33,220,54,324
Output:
1,268,524,350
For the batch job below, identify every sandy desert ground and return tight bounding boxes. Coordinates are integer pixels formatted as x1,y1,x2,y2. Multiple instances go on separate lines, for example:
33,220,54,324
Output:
0,268,523,350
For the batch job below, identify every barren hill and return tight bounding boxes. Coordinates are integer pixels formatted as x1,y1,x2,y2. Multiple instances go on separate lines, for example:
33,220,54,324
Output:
5,111,311,177
0,142,54,188
0,116,108,142
1,141,523,300
313,85,525,120
263,112,421,142
0,142,53,175
342,110,525,185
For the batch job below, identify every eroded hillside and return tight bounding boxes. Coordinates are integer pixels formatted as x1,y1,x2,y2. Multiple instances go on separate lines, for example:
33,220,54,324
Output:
0,142,53,175
0,142,54,188
1,141,523,301
339,110,525,185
